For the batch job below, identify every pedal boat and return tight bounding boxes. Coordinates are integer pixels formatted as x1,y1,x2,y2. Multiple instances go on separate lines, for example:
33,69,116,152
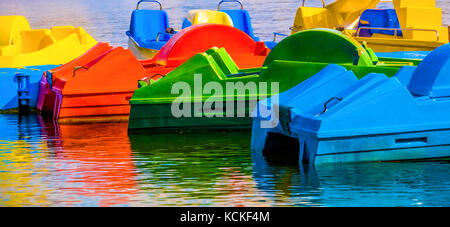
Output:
126,0,261,59
0,15,97,112
289,0,449,52
128,28,420,131
0,15,97,68
251,42,450,166
37,24,269,123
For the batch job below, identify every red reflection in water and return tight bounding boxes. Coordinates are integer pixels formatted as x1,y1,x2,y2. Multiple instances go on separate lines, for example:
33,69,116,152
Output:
38,116,138,206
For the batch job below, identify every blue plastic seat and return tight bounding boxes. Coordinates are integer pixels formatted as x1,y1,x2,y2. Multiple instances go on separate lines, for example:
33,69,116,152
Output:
221,9,260,41
126,9,171,49
357,9,402,37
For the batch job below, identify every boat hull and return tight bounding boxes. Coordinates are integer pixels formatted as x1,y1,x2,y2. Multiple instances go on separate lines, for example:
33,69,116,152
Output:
0,65,58,112
127,38,159,60
314,131,450,165
128,101,254,131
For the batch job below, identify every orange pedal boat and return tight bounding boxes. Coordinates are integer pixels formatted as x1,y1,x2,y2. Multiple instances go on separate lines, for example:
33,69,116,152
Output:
37,24,269,122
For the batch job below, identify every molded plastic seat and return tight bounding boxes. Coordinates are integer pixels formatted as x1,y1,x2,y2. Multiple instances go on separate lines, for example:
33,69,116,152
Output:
221,9,259,41
357,9,402,37
127,9,170,49
181,10,234,29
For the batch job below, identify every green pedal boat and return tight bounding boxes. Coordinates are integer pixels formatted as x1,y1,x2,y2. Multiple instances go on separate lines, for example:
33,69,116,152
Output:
128,28,422,132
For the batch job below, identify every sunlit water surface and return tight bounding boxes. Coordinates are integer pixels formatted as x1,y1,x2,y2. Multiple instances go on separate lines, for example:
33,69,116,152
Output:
1,0,450,207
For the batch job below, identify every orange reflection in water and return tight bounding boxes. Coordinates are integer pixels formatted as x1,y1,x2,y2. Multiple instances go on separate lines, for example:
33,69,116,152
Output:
39,118,138,207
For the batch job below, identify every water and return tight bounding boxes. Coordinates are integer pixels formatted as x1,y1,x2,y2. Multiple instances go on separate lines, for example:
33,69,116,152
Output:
1,0,450,207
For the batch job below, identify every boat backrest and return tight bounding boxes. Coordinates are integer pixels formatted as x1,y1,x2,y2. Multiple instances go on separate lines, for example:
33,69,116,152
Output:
408,43,450,98
50,26,78,41
264,28,374,67
128,9,169,42
357,9,402,37
220,9,258,41
0,16,31,46
182,10,234,29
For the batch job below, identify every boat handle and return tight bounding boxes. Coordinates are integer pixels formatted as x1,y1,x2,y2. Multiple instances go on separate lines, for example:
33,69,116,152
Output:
218,0,243,10
302,0,326,8
227,71,261,78
273,32,288,42
356,27,440,41
289,27,302,32
72,66,89,77
136,0,162,10
150,73,165,79
318,97,343,116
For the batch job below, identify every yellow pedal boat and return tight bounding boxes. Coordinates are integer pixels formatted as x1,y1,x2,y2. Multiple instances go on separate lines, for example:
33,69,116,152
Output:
0,15,97,68
290,0,449,52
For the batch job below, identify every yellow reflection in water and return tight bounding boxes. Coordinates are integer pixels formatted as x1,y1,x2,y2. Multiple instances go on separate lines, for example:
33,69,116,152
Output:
0,140,52,206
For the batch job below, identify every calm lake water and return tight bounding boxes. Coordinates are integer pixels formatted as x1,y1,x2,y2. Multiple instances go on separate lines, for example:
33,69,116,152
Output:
1,0,450,207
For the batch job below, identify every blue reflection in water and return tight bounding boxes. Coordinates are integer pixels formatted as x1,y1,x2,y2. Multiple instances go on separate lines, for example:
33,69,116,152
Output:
252,148,450,207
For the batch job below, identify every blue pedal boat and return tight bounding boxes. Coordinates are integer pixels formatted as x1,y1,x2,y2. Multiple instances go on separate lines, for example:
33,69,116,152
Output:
0,65,58,112
251,43,450,166
126,0,262,59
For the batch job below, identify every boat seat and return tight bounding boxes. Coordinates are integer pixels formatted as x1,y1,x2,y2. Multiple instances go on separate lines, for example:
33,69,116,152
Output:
20,29,56,54
357,9,402,37
220,9,259,41
182,10,234,29
0,16,31,46
127,9,170,48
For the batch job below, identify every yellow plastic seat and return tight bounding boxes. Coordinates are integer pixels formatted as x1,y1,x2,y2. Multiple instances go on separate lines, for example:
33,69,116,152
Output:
0,15,97,68
291,7,335,34
185,10,234,27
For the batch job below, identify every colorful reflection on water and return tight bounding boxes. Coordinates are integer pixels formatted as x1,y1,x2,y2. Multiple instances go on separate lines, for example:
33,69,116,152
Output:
1,114,450,207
